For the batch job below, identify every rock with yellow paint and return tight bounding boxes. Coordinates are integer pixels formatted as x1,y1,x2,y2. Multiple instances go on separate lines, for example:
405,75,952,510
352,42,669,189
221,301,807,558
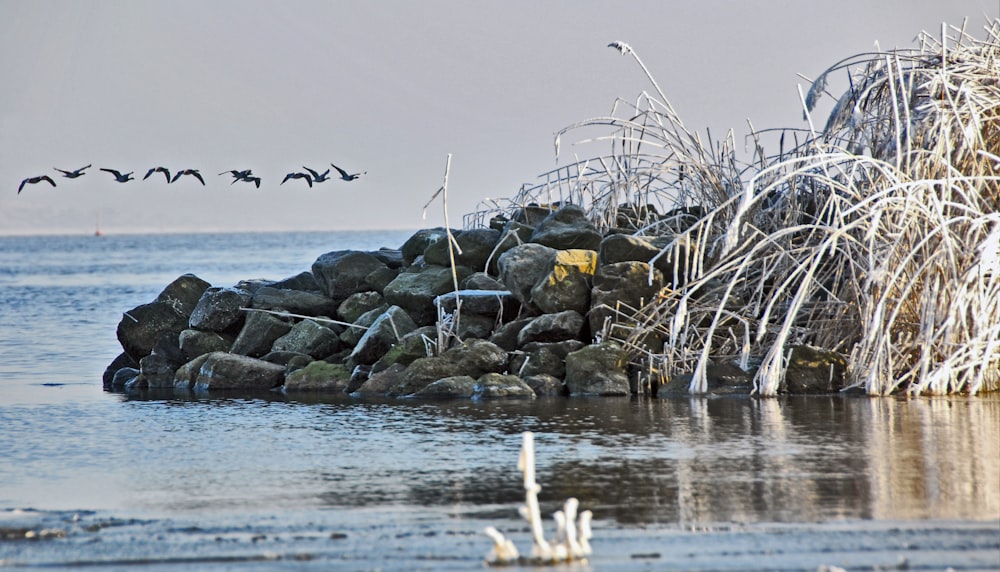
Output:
530,249,598,314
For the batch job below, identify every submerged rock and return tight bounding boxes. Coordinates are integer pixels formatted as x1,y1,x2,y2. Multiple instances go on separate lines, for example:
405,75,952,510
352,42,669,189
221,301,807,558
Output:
473,373,535,398
283,361,352,392
564,342,630,396
192,352,285,391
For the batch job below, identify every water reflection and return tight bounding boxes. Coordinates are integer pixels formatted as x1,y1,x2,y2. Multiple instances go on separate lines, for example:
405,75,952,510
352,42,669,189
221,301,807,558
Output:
113,392,1000,526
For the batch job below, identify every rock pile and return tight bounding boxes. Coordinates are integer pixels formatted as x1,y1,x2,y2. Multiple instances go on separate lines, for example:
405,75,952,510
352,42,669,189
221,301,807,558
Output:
104,204,846,397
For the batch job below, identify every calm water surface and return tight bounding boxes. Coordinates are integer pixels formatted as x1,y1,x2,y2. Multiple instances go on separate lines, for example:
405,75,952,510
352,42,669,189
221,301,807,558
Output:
0,232,997,570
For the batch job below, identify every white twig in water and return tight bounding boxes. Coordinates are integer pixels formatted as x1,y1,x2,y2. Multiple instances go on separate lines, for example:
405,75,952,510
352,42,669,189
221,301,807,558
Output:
484,432,593,565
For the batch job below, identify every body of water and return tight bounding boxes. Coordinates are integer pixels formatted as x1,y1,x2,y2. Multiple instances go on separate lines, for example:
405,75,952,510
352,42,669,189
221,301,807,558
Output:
0,231,997,570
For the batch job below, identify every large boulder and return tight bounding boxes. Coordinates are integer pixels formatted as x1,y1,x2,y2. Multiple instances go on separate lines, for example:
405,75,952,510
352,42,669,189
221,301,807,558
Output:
178,329,231,360
337,291,386,324
529,249,597,314
352,363,408,396
390,356,464,396
529,204,602,251
268,271,321,292
311,250,389,300
339,304,389,347
434,289,516,318
564,342,630,395
522,374,566,396
348,306,418,366
172,354,211,391
423,228,501,272
509,340,584,379
400,228,449,265
250,286,338,316
497,243,557,307
229,310,293,357
589,261,664,342
156,274,212,317
598,234,660,266
271,319,342,358
473,373,535,398
382,265,471,325
116,300,189,362
192,352,286,391
517,310,585,347
488,317,536,351
188,287,253,332
440,339,508,378
411,375,477,398
283,361,352,392
371,326,435,373
781,345,847,393
487,221,536,275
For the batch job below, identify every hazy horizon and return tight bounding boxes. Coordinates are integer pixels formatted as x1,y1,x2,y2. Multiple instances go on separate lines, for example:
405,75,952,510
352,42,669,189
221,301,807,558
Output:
2,0,995,236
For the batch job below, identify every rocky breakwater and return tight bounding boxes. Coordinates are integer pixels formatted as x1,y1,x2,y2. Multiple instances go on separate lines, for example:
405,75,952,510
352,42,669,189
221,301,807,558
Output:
104,204,845,398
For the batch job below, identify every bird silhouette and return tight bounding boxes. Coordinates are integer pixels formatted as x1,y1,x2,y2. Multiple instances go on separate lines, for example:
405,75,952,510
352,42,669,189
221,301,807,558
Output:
171,169,205,185
54,164,91,178
142,166,172,182
237,176,262,188
281,172,313,188
18,175,57,194
331,162,365,181
220,169,254,185
302,166,331,183
100,168,134,183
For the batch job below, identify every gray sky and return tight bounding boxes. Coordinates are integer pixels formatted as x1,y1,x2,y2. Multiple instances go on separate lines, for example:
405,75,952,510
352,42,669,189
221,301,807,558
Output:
1,0,995,235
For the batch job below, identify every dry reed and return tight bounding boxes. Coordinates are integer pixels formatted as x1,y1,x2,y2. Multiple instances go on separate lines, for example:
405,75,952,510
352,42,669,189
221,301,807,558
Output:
468,19,1000,396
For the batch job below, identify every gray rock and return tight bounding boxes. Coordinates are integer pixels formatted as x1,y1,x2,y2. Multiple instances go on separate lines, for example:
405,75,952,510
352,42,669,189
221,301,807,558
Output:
522,374,566,396
140,350,184,389
268,271,321,292
390,356,464,396
488,317,536,351
529,249,597,314
434,289,515,317
346,364,372,393
487,221,536,275
660,362,754,395
116,300,189,362
529,204,602,251
513,205,557,226
383,264,471,325
371,326,436,373
564,342,630,395
440,339,508,378
338,291,387,324
192,351,286,391
510,340,584,379
497,243,557,307
229,310,293,357
598,234,660,266
188,287,253,332
339,304,389,347
423,228,501,272
782,345,847,393
371,248,405,269
250,286,338,316
260,351,314,376
411,375,477,398
352,363,407,396
173,354,211,391
156,274,212,317
400,228,449,265
311,250,389,300
283,361,352,392
111,367,140,390
455,313,496,340
348,306,418,366
589,261,664,342
517,310,585,346
474,373,535,398
460,272,506,291
178,328,231,360
103,352,138,389
365,266,399,294
271,319,342,358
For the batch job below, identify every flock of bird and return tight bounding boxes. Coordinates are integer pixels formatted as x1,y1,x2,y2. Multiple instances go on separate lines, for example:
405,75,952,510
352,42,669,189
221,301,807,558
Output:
17,163,365,194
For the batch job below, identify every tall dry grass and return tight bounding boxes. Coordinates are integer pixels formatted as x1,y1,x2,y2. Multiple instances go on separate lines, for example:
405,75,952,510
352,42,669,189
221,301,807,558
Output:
468,20,1000,396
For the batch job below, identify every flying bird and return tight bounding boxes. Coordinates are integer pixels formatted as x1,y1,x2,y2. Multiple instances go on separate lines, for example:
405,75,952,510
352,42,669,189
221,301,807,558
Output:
238,176,262,188
281,171,313,188
100,168,134,182
220,169,255,185
54,164,91,178
171,169,205,185
330,162,365,181
142,166,172,182
302,166,331,183
18,175,56,194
